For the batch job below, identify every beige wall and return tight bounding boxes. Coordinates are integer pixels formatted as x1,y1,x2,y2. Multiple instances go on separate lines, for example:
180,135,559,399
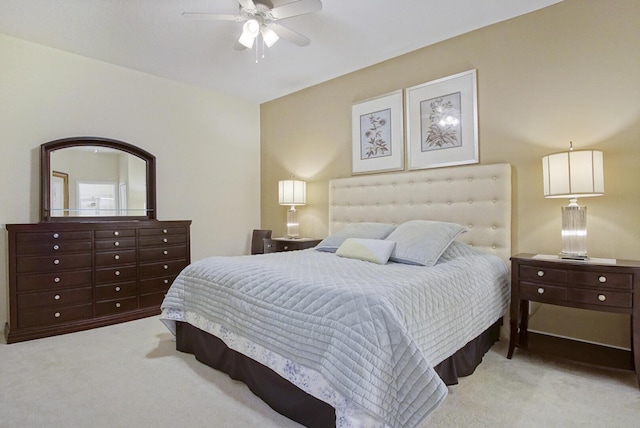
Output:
261,0,640,348
0,34,261,330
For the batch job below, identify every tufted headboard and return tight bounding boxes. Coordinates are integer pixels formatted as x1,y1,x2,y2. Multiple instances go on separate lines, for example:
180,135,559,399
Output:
328,163,512,264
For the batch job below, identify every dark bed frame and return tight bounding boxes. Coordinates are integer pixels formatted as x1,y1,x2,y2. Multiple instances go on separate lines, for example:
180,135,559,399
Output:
175,319,502,428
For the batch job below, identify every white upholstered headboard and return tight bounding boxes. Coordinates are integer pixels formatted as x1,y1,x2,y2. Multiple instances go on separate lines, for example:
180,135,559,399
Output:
328,163,512,264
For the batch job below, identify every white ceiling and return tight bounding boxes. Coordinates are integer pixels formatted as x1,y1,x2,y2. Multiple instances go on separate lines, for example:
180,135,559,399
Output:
0,0,562,104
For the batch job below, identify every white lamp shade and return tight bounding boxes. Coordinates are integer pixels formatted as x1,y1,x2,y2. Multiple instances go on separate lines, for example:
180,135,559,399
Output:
278,180,306,206
260,26,279,47
238,19,260,48
542,150,604,199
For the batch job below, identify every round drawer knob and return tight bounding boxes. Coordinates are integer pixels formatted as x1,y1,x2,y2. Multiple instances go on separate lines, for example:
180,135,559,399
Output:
598,294,606,302
164,265,169,270
114,255,120,260
284,246,289,250
114,231,120,236
537,270,544,277
53,233,59,239
54,294,60,300
53,259,60,265
163,229,168,234
163,250,168,255
537,287,545,294
114,241,120,247
162,238,168,243
598,276,607,283
115,302,121,308
115,270,121,276
115,286,121,292
54,277,61,283
53,245,60,251
163,279,169,284
54,312,61,318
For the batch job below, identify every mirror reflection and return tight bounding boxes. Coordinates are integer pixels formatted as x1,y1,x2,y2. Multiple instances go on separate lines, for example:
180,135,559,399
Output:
49,146,148,217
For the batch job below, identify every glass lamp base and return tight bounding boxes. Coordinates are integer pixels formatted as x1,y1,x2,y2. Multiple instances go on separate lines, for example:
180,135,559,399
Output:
560,203,587,259
286,206,299,238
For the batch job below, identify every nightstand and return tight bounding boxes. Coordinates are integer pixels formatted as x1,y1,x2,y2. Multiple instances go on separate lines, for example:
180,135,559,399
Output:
507,253,640,386
263,238,322,253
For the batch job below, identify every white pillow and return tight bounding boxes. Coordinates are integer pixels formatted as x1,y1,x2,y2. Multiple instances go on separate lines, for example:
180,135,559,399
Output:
335,238,396,265
315,222,396,253
385,220,467,267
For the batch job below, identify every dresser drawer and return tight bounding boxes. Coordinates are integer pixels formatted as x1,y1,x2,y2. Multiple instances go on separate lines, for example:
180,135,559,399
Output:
139,276,174,294
94,229,136,239
95,296,138,316
568,288,632,308
16,270,93,292
138,260,187,278
139,291,166,308
138,227,187,237
18,303,93,328
16,253,92,274
95,237,136,251
139,245,188,262
15,241,92,256
95,265,137,284
95,249,137,267
569,270,633,290
519,265,568,284
17,287,92,309
95,281,137,300
520,281,568,302
138,234,187,248
16,231,92,245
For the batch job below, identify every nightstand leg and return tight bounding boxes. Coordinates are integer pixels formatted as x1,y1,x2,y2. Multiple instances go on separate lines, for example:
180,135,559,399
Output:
507,317,518,359
519,300,529,348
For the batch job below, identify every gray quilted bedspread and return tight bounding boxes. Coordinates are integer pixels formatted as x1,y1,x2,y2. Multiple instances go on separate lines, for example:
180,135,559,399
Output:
161,241,509,427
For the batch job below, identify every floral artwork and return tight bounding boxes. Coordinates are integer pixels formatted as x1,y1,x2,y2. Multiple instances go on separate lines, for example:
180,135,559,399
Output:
420,92,462,152
351,90,403,174
360,108,391,159
406,70,478,170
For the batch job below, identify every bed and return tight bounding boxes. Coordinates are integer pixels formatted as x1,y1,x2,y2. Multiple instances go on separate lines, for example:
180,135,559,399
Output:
161,163,512,428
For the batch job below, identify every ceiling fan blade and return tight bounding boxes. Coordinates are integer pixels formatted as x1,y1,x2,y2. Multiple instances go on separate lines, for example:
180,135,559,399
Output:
270,0,322,20
234,41,249,51
237,0,258,12
267,23,311,46
182,12,244,21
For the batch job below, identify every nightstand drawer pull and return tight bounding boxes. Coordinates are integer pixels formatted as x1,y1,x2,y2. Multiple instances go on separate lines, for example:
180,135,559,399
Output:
537,287,545,294
54,277,60,283
54,312,61,318
598,294,606,302
53,245,59,251
284,246,289,250
537,270,544,277
598,276,607,283
115,287,121,292
115,302,121,308
54,294,60,300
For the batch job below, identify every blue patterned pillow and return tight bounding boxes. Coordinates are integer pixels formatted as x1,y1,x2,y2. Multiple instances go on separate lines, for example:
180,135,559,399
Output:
315,222,396,253
385,220,467,266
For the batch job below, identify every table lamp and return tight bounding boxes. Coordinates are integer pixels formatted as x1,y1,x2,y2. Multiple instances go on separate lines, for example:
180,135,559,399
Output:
278,179,306,238
542,143,604,259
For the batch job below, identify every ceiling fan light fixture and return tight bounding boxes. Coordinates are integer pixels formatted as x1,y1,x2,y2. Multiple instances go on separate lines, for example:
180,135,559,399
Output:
239,18,260,48
261,25,280,47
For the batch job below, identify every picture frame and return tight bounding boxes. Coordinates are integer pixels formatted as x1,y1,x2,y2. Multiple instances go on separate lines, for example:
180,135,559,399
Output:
351,90,404,174
405,69,478,170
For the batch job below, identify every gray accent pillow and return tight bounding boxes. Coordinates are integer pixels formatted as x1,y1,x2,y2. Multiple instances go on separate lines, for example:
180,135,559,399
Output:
385,220,467,266
315,222,397,253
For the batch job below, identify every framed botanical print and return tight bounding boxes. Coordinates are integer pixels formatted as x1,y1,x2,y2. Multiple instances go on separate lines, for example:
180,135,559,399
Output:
405,70,478,170
351,90,404,174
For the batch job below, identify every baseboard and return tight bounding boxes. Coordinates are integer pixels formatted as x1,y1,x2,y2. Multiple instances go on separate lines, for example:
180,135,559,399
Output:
527,331,634,370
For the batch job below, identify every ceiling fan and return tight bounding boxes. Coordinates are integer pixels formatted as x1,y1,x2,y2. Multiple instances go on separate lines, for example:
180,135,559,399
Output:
183,0,322,50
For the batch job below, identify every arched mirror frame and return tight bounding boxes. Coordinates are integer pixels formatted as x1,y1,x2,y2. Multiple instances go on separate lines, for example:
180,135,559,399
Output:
41,136,157,222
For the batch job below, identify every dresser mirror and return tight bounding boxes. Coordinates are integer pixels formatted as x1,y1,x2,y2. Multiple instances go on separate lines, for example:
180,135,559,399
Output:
41,137,157,221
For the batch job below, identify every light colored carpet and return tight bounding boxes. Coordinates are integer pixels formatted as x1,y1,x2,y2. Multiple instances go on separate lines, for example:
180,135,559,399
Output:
0,316,638,427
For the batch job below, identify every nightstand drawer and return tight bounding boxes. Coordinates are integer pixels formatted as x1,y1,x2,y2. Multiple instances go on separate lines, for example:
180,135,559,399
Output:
520,281,567,302
569,271,633,290
568,288,632,308
519,265,568,284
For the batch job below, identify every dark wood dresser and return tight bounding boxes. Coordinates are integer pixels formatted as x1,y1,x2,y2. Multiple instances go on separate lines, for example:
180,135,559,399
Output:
5,220,191,343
